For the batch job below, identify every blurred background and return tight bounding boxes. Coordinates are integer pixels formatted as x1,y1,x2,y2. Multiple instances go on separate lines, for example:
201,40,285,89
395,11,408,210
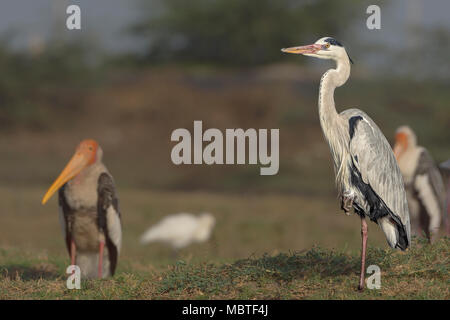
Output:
0,0,449,269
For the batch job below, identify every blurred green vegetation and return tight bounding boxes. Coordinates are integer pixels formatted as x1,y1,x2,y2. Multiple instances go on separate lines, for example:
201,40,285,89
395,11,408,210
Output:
385,26,450,80
0,0,447,193
0,37,101,129
130,0,362,65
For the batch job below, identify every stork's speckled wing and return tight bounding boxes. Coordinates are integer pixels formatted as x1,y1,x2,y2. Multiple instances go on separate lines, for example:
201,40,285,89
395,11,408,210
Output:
440,159,450,172
58,184,72,257
342,109,411,243
97,173,122,276
414,149,446,222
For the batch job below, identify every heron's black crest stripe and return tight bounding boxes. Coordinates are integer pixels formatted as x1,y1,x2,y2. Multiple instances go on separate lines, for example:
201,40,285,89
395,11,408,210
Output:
325,37,343,47
349,116,363,139
325,37,354,64
347,54,354,65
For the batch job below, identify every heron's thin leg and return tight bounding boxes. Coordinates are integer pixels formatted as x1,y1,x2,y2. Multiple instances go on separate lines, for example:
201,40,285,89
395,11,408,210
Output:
98,241,105,278
358,216,368,291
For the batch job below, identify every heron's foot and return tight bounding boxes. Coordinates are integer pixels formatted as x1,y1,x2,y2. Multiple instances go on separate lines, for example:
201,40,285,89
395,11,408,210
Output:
341,192,355,214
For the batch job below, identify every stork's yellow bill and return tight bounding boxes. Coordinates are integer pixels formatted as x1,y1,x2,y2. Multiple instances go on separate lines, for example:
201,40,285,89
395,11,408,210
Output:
42,139,99,205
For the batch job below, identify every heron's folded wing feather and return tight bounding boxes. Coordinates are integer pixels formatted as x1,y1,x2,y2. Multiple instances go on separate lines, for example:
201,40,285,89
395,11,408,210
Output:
345,110,410,232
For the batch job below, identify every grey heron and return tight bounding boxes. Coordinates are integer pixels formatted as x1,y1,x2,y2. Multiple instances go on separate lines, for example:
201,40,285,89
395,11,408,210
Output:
393,126,446,241
42,139,122,279
282,37,411,290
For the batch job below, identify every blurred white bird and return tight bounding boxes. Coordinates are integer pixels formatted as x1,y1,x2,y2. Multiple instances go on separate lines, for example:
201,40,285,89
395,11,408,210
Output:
140,213,216,249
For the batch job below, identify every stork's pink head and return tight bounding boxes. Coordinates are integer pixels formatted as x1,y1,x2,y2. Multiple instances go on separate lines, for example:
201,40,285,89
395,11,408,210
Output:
75,139,99,165
42,139,100,205
393,126,416,160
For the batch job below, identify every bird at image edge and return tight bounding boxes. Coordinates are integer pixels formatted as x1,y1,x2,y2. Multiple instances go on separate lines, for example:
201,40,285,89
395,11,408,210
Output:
282,37,411,290
393,126,446,242
42,139,122,279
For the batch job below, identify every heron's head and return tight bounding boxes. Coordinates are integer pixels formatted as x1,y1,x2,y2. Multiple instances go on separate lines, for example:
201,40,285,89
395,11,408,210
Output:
282,37,353,64
393,126,416,160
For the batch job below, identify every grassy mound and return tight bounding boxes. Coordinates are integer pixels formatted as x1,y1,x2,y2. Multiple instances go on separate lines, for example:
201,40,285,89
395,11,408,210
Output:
0,237,448,299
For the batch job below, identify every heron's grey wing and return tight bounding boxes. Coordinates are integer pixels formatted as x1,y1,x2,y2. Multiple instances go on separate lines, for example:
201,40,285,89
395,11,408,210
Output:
97,172,122,276
342,109,410,241
414,149,446,219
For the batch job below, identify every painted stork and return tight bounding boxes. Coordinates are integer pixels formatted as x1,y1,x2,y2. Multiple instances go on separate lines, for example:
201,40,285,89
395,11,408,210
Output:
42,139,122,279
282,37,411,290
393,126,446,241
140,213,215,250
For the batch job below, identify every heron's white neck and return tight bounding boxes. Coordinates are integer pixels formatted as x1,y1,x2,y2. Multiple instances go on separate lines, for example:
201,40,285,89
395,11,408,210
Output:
317,58,351,178
318,58,350,129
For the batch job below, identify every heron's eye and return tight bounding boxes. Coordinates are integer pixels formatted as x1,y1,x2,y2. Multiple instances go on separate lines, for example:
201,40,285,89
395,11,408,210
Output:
324,43,330,49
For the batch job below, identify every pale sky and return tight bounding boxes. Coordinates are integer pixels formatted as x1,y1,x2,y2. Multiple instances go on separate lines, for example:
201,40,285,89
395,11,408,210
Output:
0,0,448,54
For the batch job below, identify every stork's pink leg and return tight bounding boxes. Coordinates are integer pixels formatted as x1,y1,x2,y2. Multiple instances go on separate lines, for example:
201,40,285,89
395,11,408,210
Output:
70,239,76,274
70,239,76,266
98,241,104,278
358,217,368,291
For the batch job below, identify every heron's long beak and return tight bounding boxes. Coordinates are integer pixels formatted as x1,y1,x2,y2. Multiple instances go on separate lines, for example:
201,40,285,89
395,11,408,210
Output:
281,44,322,55
41,152,91,204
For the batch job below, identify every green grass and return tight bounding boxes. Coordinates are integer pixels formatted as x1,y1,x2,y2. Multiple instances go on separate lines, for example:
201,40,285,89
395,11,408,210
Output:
0,187,448,299
0,237,448,299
